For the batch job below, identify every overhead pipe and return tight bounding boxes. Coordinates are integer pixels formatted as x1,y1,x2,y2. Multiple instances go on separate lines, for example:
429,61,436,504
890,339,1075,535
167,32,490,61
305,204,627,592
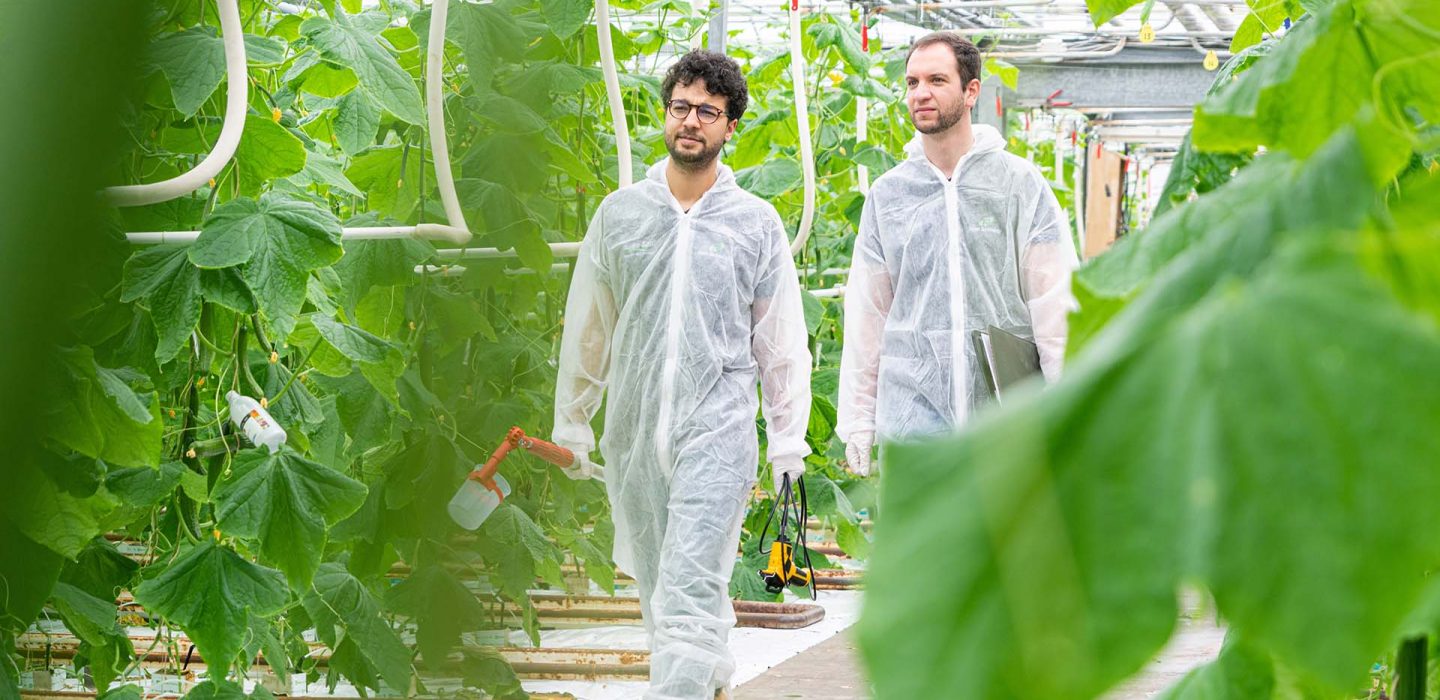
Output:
987,37,1127,60
103,0,247,207
127,224,472,246
596,0,633,188
426,0,469,235
787,0,817,256
126,0,473,248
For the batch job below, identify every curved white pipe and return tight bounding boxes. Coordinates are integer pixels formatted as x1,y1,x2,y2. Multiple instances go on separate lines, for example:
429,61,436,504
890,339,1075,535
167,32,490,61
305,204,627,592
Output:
434,242,582,260
127,224,472,246
104,0,248,207
787,0,817,257
426,0,469,236
596,0,633,188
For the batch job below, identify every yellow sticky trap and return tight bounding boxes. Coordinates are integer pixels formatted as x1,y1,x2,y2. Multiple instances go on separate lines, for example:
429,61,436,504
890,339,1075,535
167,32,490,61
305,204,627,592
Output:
1204,50,1219,71
1139,23,1155,43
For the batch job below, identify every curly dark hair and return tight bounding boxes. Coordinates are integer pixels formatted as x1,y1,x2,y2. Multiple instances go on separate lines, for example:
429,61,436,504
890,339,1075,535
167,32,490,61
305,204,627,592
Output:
660,50,749,122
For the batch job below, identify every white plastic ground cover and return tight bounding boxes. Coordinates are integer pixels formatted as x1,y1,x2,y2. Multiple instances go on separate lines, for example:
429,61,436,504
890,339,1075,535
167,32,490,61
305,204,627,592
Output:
518,588,866,700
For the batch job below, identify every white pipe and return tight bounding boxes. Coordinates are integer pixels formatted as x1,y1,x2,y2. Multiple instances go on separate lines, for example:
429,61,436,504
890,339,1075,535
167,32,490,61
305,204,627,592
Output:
810,285,845,299
103,0,248,207
787,0,817,257
433,242,583,260
596,0,633,188
875,0,1055,10
426,0,470,236
127,224,472,246
988,37,1128,60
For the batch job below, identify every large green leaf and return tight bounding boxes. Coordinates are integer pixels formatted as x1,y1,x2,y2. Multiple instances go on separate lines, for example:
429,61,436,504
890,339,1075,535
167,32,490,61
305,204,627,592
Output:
346,146,423,222
301,562,413,692
190,193,343,337
473,503,566,601
333,89,380,155
302,12,425,125
385,563,489,667
132,542,288,672
148,27,225,116
60,538,140,601
860,131,1440,698
214,446,367,587
1085,0,1146,25
542,0,590,39
46,347,162,467
332,237,431,309
121,246,202,363
736,158,803,197
311,313,395,364
0,518,65,634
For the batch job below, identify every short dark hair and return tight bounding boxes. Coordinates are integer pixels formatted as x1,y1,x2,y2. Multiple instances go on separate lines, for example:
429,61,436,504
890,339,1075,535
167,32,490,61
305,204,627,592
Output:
906,32,982,86
660,50,749,122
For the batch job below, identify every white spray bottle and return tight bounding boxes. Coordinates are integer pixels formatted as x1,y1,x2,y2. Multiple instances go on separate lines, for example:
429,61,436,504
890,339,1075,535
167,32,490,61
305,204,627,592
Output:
226,391,287,454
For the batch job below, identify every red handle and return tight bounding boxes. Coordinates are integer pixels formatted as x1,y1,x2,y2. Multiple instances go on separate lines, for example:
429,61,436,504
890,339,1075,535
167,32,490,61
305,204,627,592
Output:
466,427,577,487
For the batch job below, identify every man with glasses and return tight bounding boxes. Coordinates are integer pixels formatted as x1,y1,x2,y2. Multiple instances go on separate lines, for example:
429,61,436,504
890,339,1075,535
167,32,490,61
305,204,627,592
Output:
553,50,812,700
838,32,1080,474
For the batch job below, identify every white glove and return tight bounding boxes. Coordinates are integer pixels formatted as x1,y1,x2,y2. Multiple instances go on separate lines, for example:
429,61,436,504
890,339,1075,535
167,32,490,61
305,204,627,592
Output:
558,443,603,481
845,432,875,477
772,456,806,494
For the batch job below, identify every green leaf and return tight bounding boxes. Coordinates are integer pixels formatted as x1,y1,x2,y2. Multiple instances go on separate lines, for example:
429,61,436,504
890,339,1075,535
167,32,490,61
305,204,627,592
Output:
458,647,526,698
47,347,162,467
333,89,380,155
385,564,489,667
234,116,308,194
736,158,802,197
542,0,590,39
476,93,548,134
213,446,367,587
148,27,225,117
244,34,286,65
984,57,1019,90
317,371,395,453
333,238,431,309
1230,13,1266,52
801,290,823,336
346,146,423,221
301,562,413,692
474,503,566,600
50,581,122,645
1159,635,1277,699
809,22,869,72
835,518,871,560
60,538,140,601
311,313,395,364
299,151,364,197
302,13,425,124
132,542,288,672
434,2,526,88
103,463,186,528
190,193,343,337
0,518,65,634
121,246,202,364
1085,0,1146,25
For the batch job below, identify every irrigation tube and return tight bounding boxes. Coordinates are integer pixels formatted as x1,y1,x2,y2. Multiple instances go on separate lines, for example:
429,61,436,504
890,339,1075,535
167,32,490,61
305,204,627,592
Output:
126,224,473,246
596,0,633,188
426,0,469,234
787,0,817,256
103,0,247,207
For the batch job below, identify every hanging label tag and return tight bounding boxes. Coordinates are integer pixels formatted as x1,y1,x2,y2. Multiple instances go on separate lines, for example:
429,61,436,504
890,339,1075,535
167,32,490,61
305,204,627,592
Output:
1203,50,1220,70
1139,23,1155,43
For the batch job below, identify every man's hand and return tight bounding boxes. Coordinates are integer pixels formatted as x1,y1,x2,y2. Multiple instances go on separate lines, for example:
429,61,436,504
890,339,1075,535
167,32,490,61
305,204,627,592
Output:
558,442,603,481
845,432,875,477
772,456,805,493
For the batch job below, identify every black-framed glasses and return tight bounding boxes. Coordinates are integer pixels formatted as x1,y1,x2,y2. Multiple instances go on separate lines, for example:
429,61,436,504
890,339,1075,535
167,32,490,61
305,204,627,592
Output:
667,99,725,124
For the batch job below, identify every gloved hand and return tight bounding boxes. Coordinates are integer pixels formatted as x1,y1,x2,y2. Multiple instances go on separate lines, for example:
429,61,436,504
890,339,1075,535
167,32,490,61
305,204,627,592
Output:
558,442,603,481
845,432,875,477
771,456,806,494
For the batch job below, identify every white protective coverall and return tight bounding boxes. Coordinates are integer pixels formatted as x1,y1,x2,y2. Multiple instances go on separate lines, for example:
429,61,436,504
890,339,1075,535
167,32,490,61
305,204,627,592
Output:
837,124,1079,443
553,159,813,699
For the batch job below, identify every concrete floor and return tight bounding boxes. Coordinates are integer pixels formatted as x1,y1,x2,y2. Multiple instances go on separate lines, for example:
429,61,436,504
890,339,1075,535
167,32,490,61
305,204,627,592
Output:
733,596,1225,700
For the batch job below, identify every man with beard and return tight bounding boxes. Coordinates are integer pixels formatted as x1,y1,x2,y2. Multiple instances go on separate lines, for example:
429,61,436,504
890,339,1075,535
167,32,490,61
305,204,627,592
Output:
838,32,1080,475
552,50,811,700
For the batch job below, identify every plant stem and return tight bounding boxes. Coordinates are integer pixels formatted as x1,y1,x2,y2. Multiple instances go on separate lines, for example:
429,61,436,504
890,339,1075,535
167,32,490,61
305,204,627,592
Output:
1394,635,1427,700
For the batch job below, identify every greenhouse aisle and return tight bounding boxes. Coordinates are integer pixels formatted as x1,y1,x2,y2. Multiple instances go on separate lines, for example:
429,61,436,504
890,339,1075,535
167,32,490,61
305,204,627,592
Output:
734,593,1224,699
